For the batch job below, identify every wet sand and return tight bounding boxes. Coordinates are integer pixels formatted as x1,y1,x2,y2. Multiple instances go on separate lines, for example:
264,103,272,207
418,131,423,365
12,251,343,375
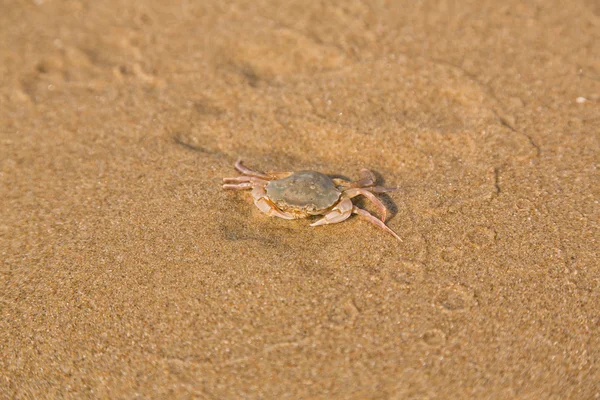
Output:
1,0,599,398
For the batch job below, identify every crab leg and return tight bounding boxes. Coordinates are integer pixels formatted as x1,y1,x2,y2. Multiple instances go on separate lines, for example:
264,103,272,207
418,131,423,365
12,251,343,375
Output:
343,188,388,222
333,169,378,189
223,182,253,190
354,168,376,187
234,159,273,180
223,176,268,190
352,206,402,241
310,198,353,226
223,176,267,184
332,178,353,188
360,168,375,181
264,171,294,180
251,186,296,220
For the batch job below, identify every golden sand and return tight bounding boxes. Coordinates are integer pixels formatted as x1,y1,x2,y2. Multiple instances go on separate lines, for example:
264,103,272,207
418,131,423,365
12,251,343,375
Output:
1,1,598,398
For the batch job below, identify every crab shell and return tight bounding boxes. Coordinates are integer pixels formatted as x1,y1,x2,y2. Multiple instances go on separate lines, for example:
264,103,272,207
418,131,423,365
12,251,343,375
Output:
223,160,402,241
265,171,342,218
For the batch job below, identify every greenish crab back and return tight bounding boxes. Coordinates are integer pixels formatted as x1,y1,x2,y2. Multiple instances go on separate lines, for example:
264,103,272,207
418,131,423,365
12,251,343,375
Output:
265,171,341,210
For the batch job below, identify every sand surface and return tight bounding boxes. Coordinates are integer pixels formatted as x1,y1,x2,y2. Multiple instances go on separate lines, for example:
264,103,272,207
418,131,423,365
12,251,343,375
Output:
1,0,599,398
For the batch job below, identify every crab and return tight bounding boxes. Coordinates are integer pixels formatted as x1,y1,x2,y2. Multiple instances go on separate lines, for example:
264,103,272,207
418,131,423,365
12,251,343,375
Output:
222,160,402,241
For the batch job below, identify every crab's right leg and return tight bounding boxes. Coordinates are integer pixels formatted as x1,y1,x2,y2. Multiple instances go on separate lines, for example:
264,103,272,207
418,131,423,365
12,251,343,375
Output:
352,206,402,241
343,188,388,222
251,185,296,220
332,169,376,189
355,168,376,187
309,198,353,226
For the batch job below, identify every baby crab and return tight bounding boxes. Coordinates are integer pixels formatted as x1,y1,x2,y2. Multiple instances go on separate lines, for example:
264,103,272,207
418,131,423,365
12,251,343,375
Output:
223,160,401,241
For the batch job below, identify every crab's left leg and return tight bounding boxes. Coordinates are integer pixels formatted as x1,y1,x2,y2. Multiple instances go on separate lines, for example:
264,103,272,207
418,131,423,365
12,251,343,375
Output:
223,176,264,183
352,206,402,241
264,171,294,180
309,198,353,226
222,182,253,190
234,159,273,180
223,176,267,190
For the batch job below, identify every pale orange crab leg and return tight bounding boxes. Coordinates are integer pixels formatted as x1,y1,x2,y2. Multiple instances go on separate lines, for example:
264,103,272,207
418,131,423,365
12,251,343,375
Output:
310,198,353,226
333,169,386,189
354,168,376,187
357,169,400,192
251,186,296,220
360,168,375,181
223,176,268,190
234,159,273,180
343,188,388,222
264,171,294,180
223,182,253,190
332,178,353,188
223,176,267,184
352,206,402,242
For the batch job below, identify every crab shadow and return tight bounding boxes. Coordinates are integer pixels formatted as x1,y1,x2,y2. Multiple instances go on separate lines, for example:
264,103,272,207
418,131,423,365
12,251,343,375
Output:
328,170,399,221
219,219,293,249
